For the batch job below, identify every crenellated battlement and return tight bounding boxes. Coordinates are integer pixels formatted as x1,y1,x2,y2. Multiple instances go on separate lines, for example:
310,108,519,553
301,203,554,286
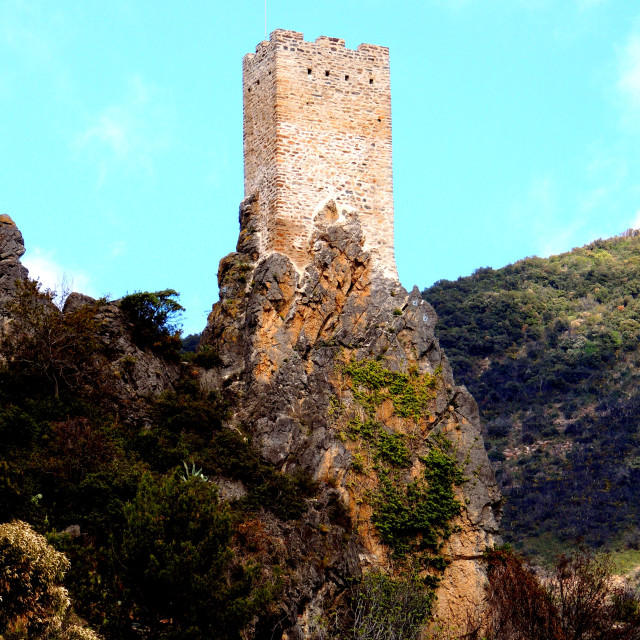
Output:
244,29,390,56
243,30,396,278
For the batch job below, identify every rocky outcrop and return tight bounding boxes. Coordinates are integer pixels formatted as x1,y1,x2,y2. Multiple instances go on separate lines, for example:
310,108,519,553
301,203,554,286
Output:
0,214,28,316
0,217,179,419
62,292,181,421
201,197,502,635
0,206,501,636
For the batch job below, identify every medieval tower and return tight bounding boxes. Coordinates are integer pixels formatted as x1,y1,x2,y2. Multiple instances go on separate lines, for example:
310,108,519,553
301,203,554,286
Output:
243,29,397,279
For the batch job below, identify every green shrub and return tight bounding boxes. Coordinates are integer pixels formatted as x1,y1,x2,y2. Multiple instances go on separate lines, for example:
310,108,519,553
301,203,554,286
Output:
193,345,223,368
375,431,411,467
119,472,272,640
372,447,464,562
119,289,183,357
346,572,433,640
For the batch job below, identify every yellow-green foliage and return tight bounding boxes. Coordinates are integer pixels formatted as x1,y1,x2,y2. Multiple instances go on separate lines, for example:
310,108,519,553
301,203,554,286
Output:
339,358,464,570
0,520,100,640
342,358,439,421
372,447,464,564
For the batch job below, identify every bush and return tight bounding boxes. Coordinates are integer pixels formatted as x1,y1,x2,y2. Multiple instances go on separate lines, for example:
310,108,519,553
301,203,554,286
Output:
119,472,272,640
345,572,432,640
482,547,640,640
372,448,464,561
0,520,100,639
193,345,222,369
119,289,183,357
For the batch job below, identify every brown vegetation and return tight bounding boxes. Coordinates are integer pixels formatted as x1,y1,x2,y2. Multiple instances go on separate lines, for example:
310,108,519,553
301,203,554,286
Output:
475,548,640,640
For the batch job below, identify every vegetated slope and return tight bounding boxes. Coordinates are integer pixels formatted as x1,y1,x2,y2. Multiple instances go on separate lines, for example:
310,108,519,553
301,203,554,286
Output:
423,229,640,559
0,210,501,639
0,285,321,640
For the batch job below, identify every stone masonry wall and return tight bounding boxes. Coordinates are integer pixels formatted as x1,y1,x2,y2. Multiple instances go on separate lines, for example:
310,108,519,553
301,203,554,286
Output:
243,29,397,279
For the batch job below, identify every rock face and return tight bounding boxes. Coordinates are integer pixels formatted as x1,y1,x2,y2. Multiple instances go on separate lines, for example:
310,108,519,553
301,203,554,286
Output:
201,197,502,634
0,217,179,418
0,214,29,315
0,207,500,635
86,296,181,419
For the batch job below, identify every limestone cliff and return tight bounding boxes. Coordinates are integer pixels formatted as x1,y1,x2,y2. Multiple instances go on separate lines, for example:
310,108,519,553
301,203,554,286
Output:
0,214,29,318
200,197,502,634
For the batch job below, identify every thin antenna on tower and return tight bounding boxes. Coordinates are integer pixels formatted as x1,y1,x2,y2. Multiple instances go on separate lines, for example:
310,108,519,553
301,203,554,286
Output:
264,0,267,40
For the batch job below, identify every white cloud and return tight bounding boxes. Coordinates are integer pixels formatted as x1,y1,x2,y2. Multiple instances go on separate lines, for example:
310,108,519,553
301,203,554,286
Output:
578,151,628,213
23,248,93,301
0,70,12,100
630,209,640,230
617,34,640,127
510,175,586,258
74,76,174,185
110,240,127,257
510,175,556,240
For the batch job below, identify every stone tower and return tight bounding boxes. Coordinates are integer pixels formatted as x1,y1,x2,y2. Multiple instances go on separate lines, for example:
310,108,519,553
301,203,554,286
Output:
243,29,397,279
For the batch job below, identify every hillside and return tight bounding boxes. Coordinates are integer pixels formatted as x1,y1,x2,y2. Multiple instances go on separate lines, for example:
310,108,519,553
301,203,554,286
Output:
423,229,640,559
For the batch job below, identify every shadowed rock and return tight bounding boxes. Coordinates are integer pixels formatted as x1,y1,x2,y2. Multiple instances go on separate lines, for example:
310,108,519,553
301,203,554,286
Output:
200,198,502,635
0,214,28,314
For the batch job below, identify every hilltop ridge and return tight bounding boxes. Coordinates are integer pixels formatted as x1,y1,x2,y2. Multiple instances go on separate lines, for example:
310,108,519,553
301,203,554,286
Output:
423,228,640,559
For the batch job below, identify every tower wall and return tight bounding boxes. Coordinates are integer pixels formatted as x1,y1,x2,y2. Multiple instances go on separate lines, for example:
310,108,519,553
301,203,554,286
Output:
243,29,396,278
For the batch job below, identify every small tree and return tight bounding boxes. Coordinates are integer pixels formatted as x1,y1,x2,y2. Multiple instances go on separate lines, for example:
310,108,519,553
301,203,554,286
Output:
483,547,559,640
0,519,100,639
119,289,183,356
119,472,268,639
1,279,100,397
550,550,640,640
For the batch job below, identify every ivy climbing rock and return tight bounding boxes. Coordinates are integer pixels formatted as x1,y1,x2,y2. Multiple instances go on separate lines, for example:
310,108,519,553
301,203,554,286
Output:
200,197,502,635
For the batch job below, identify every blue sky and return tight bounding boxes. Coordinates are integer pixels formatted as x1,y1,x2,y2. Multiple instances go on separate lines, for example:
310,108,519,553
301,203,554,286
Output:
2,0,640,334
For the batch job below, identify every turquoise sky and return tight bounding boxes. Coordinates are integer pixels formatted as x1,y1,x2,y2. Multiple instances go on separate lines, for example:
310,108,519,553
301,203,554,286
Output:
2,0,640,334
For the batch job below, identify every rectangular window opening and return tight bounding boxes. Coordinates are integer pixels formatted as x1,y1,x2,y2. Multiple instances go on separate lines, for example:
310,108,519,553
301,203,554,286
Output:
325,70,330,77
369,78,374,84
345,74,349,81
307,68,312,74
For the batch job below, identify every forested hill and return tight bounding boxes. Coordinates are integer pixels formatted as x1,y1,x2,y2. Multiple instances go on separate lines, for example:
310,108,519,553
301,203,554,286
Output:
423,229,640,558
